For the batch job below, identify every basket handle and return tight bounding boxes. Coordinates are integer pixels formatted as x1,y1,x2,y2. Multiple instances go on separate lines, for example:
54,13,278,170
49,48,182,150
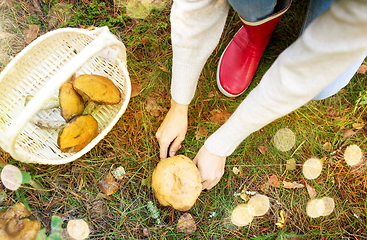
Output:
2,27,126,158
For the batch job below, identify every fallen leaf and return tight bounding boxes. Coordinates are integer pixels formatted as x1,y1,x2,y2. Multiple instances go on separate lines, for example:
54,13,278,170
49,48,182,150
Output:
259,182,270,193
342,129,356,139
268,174,281,188
24,25,39,44
286,158,296,171
258,146,266,155
357,64,367,74
283,181,304,189
142,227,151,237
322,142,332,152
99,172,119,195
111,166,126,180
176,213,196,234
275,210,285,228
145,98,166,117
306,183,317,199
141,37,149,45
131,83,142,97
232,167,240,175
195,126,207,140
352,122,365,130
158,61,170,73
240,189,250,201
209,109,231,125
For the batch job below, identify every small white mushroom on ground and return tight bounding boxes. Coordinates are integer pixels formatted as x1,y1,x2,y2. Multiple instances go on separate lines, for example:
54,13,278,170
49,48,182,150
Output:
231,204,254,227
344,144,363,166
273,128,296,152
247,194,270,216
302,158,323,180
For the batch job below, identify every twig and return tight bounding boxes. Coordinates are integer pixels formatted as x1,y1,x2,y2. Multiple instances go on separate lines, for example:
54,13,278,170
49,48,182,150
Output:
334,176,360,220
343,229,367,239
209,168,251,220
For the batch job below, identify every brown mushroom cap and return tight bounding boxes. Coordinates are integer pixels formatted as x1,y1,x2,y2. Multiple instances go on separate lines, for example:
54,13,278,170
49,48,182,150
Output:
59,82,85,121
73,74,121,105
152,155,202,211
57,115,98,153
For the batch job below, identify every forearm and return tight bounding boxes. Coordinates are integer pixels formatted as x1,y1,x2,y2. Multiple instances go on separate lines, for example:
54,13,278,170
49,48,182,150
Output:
205,0,367,157
170,0,229,105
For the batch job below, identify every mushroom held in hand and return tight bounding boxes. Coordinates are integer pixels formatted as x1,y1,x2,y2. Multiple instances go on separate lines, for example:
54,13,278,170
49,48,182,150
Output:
73,74,121,105
59,82,85,121
57,115,98,153
152,155,202,211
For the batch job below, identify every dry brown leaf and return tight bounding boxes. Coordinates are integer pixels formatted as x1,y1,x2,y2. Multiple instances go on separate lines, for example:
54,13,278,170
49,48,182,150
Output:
131,83,142,97
342,129,356,139
357,64,367,74
282,181,304,189
195,126,207,140
145,98,166,117
322,142,332,152
24,25,40,44
99,172,119,196
352,122,365,130
158,62,170,73
111,166,126,180
268,174,281,188
141,37,149,45
258,146,266,155
209,110,231,125
306,183,317,199
259,182,270,193
176,213,196,234
240,188,250,201
232,167,240,175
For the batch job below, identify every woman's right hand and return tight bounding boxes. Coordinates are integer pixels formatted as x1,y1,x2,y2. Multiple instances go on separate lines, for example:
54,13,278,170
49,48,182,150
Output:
156,99,188,159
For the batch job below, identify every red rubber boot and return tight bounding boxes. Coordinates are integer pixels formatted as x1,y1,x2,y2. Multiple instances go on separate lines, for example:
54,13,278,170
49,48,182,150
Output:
217,0,292,97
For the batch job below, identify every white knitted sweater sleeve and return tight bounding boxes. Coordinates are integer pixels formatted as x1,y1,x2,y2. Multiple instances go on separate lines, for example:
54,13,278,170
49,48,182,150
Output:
205,0,367,157
170,0,229,105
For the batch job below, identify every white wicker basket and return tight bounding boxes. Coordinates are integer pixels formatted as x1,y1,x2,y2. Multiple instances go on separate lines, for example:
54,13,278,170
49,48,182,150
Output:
0,27,131,164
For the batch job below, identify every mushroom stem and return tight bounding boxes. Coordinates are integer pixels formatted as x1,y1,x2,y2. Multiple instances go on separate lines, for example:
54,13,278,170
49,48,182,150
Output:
30,115,66,129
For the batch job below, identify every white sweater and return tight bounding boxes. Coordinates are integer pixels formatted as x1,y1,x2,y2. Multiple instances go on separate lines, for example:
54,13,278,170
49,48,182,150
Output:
170,0,367,157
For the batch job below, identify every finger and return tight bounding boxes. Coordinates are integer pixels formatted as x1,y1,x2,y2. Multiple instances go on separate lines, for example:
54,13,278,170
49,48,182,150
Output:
203,178,220,190
159,141,169,159
169,138,182,157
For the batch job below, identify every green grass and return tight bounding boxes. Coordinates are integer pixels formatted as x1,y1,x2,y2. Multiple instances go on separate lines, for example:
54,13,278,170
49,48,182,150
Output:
0,0,367,239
